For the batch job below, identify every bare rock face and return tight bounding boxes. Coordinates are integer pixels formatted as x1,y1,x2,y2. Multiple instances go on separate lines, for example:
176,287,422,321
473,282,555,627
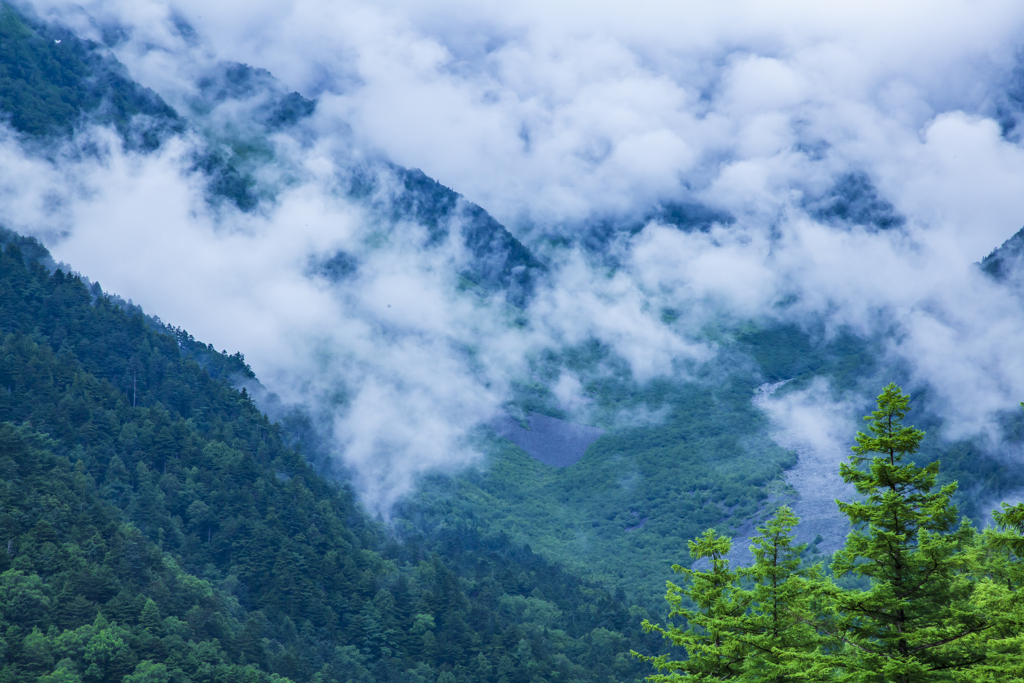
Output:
491,412,605,467
718,381,855,568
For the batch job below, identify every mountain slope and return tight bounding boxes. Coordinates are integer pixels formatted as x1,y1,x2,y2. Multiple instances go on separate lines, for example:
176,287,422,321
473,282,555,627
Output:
0,423,290,683
399,312,1024,604
0,2,180,145
0,0,541,299
354,165,542,304
0,231,653,683
981,226,1024,283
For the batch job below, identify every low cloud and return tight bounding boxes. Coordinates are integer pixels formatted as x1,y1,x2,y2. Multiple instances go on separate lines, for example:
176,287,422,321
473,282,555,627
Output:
6,0,1024,512
754,378,858,548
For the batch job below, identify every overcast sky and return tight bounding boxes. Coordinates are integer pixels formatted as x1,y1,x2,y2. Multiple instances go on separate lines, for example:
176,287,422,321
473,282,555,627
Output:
10,0,1024,511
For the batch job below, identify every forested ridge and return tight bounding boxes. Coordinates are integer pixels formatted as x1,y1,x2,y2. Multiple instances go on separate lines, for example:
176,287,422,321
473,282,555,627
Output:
3,3,1024,682
0,2,180,144
0,230,653,683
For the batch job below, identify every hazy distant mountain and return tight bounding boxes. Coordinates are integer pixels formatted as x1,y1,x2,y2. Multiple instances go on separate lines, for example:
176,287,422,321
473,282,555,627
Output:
981,226,1024,283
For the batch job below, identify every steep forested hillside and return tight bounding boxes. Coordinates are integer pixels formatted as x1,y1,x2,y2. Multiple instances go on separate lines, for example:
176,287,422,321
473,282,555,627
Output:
0,2,180,144
401,325,875,600
0,230,652,683
398,308,1024,606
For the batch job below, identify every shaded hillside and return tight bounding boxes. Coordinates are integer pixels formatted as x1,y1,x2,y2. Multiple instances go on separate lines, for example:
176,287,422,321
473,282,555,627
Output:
802,173,905,232
0,2,180,145
405,377,797,603
185,60,320,212
980,226,1024,282
402,313,1024,603
0,1,543,304
343,165,542,306
0,232,650,683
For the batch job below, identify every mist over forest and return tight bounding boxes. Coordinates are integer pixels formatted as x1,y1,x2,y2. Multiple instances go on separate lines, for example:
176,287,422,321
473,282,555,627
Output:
8,0,1024,511
5,1,1024,681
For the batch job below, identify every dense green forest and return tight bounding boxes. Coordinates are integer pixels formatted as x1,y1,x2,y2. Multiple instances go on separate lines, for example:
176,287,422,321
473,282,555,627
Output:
0,229,656,683
401,307,1024,606
0,2,180,145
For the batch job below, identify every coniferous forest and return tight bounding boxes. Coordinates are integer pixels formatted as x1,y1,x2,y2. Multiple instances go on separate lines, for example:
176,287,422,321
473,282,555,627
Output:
4,1,1024,682
0,234,654,682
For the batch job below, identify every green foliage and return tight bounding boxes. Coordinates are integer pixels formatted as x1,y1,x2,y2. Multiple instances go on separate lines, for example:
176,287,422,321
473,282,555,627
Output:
829,384,986,682
0,3,180,143
734,507,825,682
635,385,1019,683
406,370,797,603
0,424,284,683
634,508,825,682
404,323,897,607
957,503,1024,682
0,233,645,683
735,322,874,390
636,529,746,680
991,502,1024,556
398,317,1008,681
738,321,1024,522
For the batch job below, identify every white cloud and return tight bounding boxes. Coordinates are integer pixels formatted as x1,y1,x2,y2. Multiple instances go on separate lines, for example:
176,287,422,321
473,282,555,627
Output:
7,0,1024,511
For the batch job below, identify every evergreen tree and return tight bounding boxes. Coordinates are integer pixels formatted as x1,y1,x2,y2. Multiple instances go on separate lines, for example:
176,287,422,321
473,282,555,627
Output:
736,506,828,682
473,651,493,683
138,599,162,635
634,508,829,682
633,528,747,680
991,502,1024,554
634,385,1024,682
957,502,1024,682
828,383,986,682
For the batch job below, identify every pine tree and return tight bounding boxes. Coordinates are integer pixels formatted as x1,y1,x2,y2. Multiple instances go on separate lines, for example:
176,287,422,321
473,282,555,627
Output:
633,528,748,680
957,502,1024,682
828,383,986,682
736,507,828,682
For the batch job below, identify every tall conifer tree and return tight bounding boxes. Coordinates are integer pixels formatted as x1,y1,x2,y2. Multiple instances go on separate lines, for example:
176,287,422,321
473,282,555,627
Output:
634,508,828,682
829,383,986,682
634,529,748,680
737,507,828,682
